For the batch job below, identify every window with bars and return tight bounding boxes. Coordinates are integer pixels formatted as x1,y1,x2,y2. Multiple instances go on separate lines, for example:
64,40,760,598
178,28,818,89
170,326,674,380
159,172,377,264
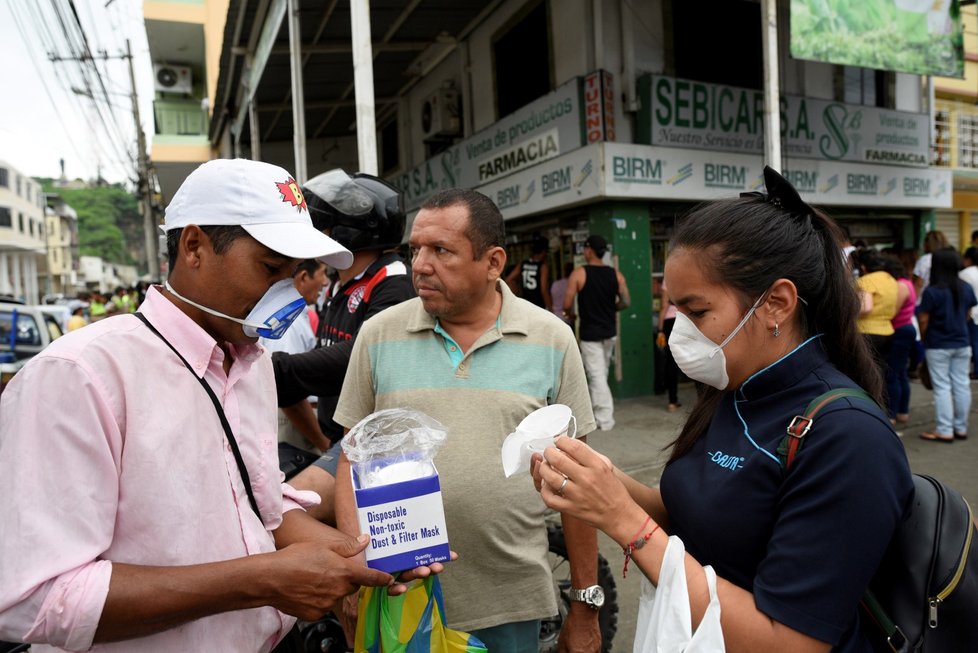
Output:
0,208,11,228
958,114,978,169
843,67,887,107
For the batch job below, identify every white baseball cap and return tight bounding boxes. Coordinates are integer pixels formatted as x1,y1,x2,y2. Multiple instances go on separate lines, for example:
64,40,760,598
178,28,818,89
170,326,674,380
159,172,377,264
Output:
163,158,354,269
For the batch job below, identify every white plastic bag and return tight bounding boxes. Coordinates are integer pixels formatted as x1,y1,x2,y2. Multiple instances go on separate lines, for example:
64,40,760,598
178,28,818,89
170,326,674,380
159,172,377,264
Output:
634,535,725,652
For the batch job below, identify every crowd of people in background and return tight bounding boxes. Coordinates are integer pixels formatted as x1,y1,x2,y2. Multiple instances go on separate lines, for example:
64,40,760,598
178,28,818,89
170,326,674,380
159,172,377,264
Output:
51,281,153,333
840,228,977,443
42,221,978,445
474,221,978,443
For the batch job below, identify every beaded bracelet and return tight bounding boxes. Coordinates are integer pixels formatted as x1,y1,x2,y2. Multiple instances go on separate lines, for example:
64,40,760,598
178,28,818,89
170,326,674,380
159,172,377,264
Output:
622,516,661,578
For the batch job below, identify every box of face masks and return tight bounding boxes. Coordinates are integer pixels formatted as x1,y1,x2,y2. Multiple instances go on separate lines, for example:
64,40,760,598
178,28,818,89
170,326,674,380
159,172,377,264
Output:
350,459,451,573
342,409,451,574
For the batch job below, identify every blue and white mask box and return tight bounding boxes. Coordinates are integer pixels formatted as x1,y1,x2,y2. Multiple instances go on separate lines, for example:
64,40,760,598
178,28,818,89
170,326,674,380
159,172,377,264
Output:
351,460,450,573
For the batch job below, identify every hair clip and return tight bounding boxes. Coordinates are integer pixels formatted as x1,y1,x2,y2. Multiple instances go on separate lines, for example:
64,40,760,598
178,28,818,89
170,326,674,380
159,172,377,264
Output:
741,166,815,220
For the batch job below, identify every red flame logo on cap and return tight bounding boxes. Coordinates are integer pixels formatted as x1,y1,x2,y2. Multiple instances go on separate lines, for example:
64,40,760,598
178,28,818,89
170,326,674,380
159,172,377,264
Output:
276,178,308,212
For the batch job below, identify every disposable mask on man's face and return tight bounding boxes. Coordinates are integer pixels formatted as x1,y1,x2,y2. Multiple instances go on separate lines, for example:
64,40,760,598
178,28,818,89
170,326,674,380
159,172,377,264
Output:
667,294,765,390
165,279,305,339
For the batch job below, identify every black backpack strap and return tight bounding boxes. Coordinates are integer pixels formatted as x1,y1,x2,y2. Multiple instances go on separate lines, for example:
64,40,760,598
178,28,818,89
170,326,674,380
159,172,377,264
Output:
777,387,875,471
134,312,263,522
779,387,913,652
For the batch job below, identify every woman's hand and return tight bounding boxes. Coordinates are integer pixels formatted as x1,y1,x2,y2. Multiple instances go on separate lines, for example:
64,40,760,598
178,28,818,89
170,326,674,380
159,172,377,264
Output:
530,436,645,540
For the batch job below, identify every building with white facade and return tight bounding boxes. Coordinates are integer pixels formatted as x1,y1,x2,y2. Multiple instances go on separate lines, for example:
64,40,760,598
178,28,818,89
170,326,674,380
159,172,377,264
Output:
42,193,79,297
0,160,46,304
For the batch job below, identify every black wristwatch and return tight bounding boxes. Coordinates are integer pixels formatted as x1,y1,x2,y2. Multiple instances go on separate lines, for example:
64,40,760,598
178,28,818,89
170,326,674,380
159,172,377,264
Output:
569,584,605,610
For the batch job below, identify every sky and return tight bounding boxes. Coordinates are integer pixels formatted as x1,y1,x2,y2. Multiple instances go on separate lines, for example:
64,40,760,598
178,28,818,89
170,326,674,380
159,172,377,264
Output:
0,0,155,186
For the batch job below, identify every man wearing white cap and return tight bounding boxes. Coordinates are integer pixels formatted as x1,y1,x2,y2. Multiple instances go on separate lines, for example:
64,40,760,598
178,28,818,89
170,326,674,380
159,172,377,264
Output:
0,159,439,652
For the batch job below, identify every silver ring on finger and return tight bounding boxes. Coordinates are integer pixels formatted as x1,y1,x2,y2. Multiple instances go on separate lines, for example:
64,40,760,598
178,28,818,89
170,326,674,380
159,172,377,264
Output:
557,476,569,496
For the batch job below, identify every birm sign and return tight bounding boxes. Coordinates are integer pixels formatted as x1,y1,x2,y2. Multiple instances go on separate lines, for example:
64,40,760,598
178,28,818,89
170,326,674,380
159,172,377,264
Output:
463,142,950,225
602,142,950,208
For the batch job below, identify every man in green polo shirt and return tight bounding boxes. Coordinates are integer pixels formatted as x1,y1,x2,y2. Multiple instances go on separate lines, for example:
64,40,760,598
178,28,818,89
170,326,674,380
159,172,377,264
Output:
334,189,602,652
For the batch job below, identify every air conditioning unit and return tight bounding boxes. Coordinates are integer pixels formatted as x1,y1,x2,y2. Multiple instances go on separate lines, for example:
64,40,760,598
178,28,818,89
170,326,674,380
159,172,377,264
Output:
153,64,193,94
420,89,460,140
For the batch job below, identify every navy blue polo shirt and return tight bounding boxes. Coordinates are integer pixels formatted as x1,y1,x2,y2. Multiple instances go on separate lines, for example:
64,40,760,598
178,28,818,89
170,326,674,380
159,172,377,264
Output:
660,338,913,651
918,283,977,349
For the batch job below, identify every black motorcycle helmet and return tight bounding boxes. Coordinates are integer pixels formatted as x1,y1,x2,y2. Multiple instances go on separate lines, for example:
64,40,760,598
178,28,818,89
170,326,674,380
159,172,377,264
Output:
302,169,405,252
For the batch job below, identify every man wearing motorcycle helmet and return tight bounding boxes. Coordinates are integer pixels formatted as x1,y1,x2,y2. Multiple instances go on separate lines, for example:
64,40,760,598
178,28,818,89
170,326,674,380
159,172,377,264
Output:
272,170,415,502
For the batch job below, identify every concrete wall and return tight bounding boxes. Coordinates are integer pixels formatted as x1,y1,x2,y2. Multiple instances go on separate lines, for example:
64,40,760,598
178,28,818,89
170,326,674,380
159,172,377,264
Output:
395,0,666,170
258,136,362,179
253,0,934,183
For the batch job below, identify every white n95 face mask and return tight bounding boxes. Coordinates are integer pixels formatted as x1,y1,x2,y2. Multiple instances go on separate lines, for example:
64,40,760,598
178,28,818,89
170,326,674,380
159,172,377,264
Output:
165,279,306,339
667,294,765,390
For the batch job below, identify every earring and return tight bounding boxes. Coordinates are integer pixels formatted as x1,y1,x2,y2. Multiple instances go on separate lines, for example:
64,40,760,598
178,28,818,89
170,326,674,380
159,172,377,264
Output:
773,323,780,337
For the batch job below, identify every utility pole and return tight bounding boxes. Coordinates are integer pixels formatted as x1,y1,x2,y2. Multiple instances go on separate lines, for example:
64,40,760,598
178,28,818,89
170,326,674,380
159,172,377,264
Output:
51,44,158,277
126,39,157,278
760,0,782,171
350,0,378,175
287,0,308,181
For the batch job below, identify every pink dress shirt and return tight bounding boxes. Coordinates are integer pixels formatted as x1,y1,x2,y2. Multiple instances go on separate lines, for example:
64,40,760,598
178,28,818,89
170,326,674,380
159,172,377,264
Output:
0,287,313,652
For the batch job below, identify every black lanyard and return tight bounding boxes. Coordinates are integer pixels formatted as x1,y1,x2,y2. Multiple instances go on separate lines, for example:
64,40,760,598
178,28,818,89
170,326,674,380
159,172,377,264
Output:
134,312,262,522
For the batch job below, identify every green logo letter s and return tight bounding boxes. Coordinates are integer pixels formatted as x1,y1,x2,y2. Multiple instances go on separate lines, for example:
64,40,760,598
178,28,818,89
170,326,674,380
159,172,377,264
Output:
819,104,849,160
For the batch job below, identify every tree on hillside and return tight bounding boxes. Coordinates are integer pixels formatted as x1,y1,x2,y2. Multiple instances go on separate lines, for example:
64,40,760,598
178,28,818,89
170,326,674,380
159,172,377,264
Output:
39,181,142,266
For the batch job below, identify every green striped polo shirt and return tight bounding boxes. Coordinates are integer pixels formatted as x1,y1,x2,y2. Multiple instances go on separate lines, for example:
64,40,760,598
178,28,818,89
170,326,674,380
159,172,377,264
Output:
335,280,596,631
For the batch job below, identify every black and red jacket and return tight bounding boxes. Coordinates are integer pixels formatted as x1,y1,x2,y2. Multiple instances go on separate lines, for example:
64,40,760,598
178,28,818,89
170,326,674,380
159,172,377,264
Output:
272,251,414,439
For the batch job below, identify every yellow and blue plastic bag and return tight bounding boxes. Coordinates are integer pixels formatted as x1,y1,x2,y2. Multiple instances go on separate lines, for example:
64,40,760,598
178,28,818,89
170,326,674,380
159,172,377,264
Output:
354,576,486,653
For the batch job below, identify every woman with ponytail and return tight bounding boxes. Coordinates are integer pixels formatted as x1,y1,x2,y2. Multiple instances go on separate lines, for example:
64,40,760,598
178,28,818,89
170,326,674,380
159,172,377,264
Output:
530,167,913,652
918,247,976,442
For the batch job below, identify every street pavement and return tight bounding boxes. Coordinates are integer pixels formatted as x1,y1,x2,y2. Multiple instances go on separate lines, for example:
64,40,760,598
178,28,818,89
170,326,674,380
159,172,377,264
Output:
582,377,978,652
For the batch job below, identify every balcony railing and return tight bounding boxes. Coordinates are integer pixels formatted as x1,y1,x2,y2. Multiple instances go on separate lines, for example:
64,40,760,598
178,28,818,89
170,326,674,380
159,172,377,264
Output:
933,100,978,170
154,99,208,136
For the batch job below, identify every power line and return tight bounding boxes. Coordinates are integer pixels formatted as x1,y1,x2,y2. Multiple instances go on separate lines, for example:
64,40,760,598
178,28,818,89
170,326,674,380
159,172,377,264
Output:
24,0,130,176
39,0,138,182
11,0,154,188
51,0,136,170
67,0,132,154
6,0,90,172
